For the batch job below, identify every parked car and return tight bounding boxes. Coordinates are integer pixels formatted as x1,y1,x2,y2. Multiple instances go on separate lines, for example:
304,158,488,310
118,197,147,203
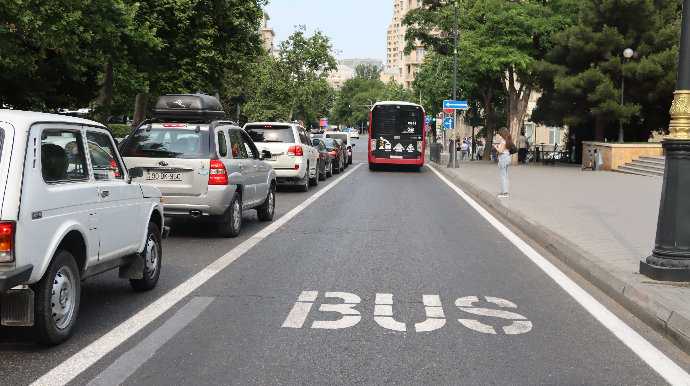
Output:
0,110,168,345
324,131,354,164
333,139,349,169
322,138,345,174
244,122,319,191
311,138,332,179
344,128,360,139
120,94,277,238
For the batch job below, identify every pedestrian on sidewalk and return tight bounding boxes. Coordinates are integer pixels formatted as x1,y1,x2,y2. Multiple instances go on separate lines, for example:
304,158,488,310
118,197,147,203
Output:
518,132,529,163
493,127,515,198
476,139,484,160
460,140,469,161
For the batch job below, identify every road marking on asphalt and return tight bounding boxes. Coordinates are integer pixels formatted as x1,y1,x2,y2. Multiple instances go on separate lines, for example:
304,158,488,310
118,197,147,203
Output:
31,164,363,386
312,292,361,329
85,297,214,386
428,164,690,386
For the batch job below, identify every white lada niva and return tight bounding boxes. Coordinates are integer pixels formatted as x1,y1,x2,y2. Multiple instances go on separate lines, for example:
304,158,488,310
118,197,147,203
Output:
0,110,168,345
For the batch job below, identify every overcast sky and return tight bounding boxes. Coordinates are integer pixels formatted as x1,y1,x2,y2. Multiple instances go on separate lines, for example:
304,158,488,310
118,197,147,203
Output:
263,0,392,63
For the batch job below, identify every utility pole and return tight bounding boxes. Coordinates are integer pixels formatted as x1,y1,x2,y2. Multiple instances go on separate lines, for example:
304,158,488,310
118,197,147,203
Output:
452,2,458,168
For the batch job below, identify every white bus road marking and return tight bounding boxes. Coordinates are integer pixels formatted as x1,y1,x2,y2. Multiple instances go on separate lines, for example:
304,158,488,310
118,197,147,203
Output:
312,292,361,329
31,164,362,386
86,297,214,386
428,164,690,386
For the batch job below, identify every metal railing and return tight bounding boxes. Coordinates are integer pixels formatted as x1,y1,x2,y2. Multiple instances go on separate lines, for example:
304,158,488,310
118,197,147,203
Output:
430,143,442,163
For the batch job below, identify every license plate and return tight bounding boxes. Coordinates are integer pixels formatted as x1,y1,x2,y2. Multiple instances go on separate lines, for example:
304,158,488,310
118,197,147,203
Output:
147,172,182,181
390,155,402,159
270,156,278,161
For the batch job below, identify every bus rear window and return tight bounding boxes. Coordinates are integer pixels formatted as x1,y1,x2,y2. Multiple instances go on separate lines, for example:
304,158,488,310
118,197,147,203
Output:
373,106,423,135
245,125,295,143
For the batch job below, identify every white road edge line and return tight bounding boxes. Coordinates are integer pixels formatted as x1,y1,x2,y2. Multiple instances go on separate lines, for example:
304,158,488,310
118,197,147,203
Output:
428,164,690,386
31,164,362,386
86,297,214,386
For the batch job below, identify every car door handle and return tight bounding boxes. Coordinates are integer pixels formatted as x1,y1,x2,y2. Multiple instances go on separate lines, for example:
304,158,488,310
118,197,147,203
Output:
100,190,109,198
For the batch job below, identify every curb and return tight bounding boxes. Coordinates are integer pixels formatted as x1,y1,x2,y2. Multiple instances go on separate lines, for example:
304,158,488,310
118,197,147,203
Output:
433,163,690,355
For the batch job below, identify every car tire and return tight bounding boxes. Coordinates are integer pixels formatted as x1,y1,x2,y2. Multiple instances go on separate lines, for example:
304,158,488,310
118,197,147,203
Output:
348,155,353,165
33,249,80,346
130,222,162,291
326,162,333,177
333,162,341,174
219,192,242,237
257,185,275,221
318,161,326,181
296,165,309,192
309,163,319,186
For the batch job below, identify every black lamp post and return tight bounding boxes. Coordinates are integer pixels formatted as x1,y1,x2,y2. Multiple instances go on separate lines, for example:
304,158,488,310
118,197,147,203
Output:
618,48,634,143
640,0,690,281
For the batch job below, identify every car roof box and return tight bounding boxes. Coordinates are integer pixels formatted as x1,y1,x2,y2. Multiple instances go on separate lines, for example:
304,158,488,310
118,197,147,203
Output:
151,94,224,121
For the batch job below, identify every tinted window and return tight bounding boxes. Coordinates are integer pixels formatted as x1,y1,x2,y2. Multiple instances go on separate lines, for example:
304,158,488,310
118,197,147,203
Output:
322,138,336,149
122,127,210,159
371,105,423,135
325,133,348,145
228,131,247,159
218,130,228,157
41,130,89,182
245,125,295,143
86,131,123,180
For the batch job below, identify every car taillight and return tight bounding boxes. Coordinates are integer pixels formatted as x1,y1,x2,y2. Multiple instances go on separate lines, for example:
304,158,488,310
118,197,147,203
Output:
110,158,120,177
0,222,14,262
287,146,303,156
318,153,321,159
209,159,228,185
329,151,337,156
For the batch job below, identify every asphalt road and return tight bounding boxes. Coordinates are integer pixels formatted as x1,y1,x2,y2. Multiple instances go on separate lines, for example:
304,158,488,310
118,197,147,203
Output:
3,136,690,385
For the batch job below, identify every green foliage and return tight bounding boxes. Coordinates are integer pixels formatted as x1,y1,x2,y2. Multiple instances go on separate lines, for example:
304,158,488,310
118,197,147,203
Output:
353,64,381,80
531,0,681,141
244,26,337,127
107,124,131,138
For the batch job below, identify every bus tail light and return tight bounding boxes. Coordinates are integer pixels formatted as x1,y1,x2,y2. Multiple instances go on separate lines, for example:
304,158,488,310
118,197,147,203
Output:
209,160,228,185
287,146,303,156
0,222,14,262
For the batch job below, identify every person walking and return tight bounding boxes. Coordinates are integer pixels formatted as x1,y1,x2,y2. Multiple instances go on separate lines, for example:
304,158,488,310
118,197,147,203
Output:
460,140,469,161
518,132,529,163
493,127,515,198
476,139,484,160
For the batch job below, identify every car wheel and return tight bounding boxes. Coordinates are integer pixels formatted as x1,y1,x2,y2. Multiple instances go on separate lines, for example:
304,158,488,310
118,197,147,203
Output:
296,165,309,191
257,185,275,221
326,162,333,177
348,155,353,165
318,161,327,181
130,222,162,291
219,192,242,237
309,163,319,186
333,161,341,174
33,249,80,345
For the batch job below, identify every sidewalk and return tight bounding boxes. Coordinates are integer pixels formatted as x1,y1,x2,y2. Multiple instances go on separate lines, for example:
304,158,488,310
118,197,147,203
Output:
433,158,690,354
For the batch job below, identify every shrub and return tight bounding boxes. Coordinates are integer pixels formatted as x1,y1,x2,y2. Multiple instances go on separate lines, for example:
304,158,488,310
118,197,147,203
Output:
107,124,131,139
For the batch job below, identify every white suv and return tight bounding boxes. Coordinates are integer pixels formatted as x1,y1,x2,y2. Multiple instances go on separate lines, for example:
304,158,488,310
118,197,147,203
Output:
244,122,319,191
324,131,354,164
0,110,167,345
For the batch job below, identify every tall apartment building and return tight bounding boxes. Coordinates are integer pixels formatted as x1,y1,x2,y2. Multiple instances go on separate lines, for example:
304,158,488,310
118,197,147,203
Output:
383,0,426,88
259,13,280,58
340,58,383,70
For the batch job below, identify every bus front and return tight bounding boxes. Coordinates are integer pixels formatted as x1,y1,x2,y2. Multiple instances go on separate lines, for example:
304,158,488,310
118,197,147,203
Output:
368,102,425,169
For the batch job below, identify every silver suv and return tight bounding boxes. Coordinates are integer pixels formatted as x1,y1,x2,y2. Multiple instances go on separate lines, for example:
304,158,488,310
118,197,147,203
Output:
120,94,277,237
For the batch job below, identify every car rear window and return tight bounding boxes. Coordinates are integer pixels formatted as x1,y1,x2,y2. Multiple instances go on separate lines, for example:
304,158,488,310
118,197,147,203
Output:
121,128,210,159
325,133,348,145
244,125,295,143
322,138,337,149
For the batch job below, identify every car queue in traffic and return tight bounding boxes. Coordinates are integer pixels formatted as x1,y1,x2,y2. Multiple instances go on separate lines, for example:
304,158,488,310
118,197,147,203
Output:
0,94,361,345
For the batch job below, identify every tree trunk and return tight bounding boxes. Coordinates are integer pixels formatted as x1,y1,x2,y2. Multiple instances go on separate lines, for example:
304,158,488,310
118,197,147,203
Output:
482,81,495,161
595,118,605,141
94,59,114,126
132,93,149,133
502,67,531,165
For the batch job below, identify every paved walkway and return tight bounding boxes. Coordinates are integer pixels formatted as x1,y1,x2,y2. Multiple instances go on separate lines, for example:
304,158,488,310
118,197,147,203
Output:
432,158,690,354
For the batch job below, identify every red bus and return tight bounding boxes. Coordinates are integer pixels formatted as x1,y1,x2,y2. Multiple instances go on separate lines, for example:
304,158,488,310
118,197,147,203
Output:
368,101,425,170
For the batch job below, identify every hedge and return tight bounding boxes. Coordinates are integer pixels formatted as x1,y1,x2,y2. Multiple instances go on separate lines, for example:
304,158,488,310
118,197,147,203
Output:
107,124,131,139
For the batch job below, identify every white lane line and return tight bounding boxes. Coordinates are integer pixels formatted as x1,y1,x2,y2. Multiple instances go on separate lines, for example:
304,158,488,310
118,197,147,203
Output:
428,164,690,386
86,297,214,386
31,164,362,386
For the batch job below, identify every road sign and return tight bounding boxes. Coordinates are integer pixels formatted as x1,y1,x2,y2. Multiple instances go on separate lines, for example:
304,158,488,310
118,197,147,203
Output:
443,108,453,114
425,116,431,123
424,124,430,131
443,100,469,110
443,117,453,129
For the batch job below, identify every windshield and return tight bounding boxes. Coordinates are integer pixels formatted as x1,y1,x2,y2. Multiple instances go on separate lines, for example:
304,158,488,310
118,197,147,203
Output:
372,105,423,136
245,125,295,143
121,128,210,158
322,138,336,149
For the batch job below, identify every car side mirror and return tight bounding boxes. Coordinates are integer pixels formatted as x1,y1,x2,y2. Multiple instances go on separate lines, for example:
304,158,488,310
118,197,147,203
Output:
129,167,144,181
261,150,271,160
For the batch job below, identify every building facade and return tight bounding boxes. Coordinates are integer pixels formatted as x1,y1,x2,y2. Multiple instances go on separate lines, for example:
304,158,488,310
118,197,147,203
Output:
383,0,428,89
340,58,383,70
259,14,280,58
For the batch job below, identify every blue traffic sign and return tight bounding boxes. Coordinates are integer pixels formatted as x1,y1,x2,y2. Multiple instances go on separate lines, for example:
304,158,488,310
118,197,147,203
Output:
443,117,453,129
443,100,468,110
425,116,431,123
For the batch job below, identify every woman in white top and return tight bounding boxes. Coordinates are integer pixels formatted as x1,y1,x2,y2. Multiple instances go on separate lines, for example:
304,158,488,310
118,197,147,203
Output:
492,127,515,198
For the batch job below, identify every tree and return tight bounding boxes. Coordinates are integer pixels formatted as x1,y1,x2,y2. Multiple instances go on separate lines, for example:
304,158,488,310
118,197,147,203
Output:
531,0,681,142
353,64,381,80
329,77,384,127
244,26,337,127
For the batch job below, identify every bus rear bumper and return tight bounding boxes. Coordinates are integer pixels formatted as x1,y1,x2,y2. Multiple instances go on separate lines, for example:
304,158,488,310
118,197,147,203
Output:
368,156,423,165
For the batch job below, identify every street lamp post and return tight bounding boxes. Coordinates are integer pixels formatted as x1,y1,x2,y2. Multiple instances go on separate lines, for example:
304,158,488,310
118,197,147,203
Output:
618,48,634,143
447,2,459,168
641,0,690,281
